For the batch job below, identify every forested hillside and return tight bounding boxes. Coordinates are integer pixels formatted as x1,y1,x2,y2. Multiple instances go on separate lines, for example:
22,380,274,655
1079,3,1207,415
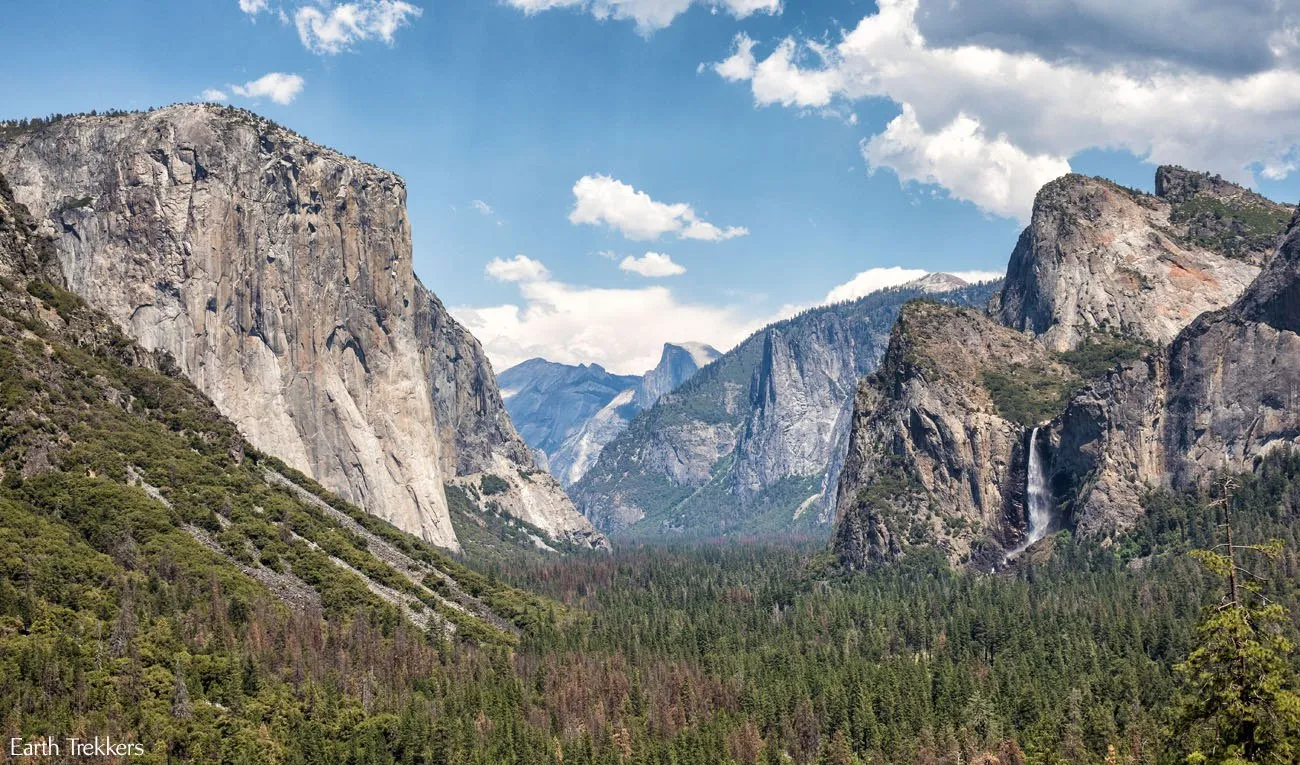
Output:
480,450,1300,764
0,171,560,760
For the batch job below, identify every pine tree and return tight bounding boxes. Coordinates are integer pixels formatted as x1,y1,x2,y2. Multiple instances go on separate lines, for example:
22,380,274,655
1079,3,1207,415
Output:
1175,479,1300,763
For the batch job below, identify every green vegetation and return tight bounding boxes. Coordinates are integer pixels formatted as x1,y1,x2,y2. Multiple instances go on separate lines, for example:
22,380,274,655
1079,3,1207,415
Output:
0,185,567,759
982,362,1080,427
983,333,1155,427
8,226,1300,761
1058,333,1154,379
1170,195,1292,260
479,473,509,496
624,462,830,540
1174,481,1300,763
447,483,593,567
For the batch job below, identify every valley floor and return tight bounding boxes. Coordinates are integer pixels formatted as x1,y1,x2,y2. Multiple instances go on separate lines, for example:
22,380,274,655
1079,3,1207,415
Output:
8,453,1300,763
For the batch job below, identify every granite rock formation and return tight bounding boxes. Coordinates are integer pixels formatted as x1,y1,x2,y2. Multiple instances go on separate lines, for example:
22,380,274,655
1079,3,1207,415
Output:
0,104,603,551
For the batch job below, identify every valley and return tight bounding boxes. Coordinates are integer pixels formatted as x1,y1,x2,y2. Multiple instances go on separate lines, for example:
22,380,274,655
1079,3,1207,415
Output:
1,101,1299,764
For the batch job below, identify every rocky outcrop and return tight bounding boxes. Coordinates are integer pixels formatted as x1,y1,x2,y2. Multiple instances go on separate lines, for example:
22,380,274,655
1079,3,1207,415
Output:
574,279,1001,537
499,359,640,459
1164,209,1300,484
0,104,602,551
998,170,1287,351
831,302,1076,568
548,387,639,486
834,167,1295,567
1055,208,1300,539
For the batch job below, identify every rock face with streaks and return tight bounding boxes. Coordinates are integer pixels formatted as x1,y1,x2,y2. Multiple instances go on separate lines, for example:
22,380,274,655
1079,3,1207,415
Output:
832,302,1075,569
574,278,1000,537
998,169,1286,351
833,168,1296,568
498,359,640,462
0,104,602,551
1056,207,1300,540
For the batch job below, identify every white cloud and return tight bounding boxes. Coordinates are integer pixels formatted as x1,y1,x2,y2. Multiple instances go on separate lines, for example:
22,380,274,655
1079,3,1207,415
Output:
569,174,747,241
823,266,928,304
239,0,269,14
201,89,230,102
230,72,305,105
862,105,1071,221
485,255,551,283
460,258,1003,374
295,0,422,54
772,265,1003,320
619,252,686,277
949,270,1003,284
506,0,780,34
471,199,494,216
711,0,1300,222
454,261,759,374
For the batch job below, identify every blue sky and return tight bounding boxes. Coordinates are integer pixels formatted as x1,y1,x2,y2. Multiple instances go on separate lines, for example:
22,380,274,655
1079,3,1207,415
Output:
3,0,1300,373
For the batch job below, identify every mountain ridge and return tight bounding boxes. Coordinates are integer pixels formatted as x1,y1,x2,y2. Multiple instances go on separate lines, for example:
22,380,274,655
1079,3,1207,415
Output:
501,341,721,486
833,167,1297,568
0,103,604,553
574,277,1002,538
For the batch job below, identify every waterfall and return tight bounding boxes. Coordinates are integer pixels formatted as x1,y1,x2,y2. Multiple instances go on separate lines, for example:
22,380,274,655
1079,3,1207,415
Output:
1008,426,1051,559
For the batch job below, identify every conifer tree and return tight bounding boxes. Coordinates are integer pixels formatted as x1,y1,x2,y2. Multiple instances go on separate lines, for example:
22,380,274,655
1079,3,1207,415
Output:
1176,479,1300,763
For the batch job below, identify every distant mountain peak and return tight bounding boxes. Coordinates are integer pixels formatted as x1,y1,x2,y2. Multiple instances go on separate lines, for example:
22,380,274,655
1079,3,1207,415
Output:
662,341,722,371
903,273,970,293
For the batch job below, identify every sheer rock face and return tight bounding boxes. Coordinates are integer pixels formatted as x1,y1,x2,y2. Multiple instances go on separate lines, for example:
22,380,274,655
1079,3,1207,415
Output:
831,302,1072,569
834,168,1296,566
632,342,721,410
498,359,640,461
1052,357,1170,540
998,170,1285,352
574,280,999,537
0,104,601,551
1055,213,1300,541
730,319,871,497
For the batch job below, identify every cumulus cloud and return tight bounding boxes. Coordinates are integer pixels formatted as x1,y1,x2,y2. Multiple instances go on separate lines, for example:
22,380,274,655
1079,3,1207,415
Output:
569,174,747,242
454,261,759,374
822,266,929,304
506,0,780,34
239,0,269,14
619,252,686,277
459,258,1004,373
485,255,551,283
295,0,422,54
771,265,1003,319
862,106,1071,221
913,0,1300,78
201,88,230,102
712,0,1300,222
230,72,305,105
471,199,494,216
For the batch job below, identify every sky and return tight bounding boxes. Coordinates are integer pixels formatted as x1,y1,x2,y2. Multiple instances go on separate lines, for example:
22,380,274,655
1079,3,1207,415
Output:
3,0,1300,374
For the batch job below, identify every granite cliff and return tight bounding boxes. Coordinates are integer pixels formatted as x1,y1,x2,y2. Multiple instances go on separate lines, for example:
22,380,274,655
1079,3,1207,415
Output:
998,168,1285,351
0,104,603,552
1056,206,1300,540
834,167,1295,568
574,278,1000,537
